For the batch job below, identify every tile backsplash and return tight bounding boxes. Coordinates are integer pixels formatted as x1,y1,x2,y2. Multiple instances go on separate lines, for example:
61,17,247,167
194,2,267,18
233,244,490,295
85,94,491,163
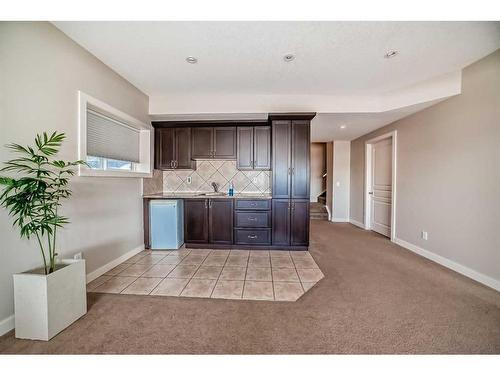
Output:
143,160,271,195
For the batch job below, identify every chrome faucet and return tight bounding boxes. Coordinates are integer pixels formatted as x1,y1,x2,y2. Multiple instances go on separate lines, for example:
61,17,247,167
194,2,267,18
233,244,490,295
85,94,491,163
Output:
211,182,219,193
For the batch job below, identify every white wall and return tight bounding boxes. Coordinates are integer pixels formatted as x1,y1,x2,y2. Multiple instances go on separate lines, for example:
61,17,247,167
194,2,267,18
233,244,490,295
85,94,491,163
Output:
0,22,149,333
332,141,351,221
310,143,326,202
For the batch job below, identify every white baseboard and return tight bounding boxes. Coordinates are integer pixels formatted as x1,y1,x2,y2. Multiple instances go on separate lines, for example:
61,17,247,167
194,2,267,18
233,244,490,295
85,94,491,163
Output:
349,219,366,229
331,218,349,222
393,237,500,292
0,314,15,337
86,245,145,283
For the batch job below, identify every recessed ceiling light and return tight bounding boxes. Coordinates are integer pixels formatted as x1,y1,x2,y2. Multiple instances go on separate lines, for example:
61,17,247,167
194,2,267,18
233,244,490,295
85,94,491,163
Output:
186,56,198,64
283,54,295,62
384,50,398,59
340,125,347,129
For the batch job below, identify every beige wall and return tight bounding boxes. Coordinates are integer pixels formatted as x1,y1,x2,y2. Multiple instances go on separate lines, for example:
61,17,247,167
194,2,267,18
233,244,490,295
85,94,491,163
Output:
310,143,326,202
0,22,149,325
350,49,500,284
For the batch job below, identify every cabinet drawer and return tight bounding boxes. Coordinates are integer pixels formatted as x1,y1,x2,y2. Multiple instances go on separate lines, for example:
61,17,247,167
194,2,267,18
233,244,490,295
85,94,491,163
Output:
234,199,271,211
234,229,271,245
234,211,270,228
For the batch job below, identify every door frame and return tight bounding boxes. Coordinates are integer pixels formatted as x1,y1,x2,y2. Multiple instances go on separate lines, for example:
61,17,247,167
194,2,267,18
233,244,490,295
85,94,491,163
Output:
364,130,397,241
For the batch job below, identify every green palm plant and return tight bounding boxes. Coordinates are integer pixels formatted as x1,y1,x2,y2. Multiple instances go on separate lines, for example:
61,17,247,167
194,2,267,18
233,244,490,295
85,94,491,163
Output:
0,132,85,274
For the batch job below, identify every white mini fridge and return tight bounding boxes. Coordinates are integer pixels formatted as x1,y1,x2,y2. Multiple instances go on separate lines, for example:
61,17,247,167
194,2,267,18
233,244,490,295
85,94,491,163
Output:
150,200,184,250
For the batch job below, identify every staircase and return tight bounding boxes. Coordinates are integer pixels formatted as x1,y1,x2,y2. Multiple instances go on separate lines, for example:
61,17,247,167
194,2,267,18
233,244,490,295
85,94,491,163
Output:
310,202,329,221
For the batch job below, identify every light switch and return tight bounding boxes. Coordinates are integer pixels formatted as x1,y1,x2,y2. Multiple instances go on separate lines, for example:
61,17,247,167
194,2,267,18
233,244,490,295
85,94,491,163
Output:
187,176,192,184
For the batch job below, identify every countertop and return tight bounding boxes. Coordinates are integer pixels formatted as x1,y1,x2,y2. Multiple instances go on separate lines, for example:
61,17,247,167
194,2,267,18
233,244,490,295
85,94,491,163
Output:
143,192,272,200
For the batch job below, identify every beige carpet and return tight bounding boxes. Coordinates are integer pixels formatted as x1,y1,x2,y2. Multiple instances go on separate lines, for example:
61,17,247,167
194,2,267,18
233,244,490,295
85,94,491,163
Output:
1,221,499,354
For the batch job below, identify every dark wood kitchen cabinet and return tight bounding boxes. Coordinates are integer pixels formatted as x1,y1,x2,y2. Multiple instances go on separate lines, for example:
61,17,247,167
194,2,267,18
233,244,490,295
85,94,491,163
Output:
209,199,233,244
272,119,310,199
154,127,193,170
155,128,175,170
184,198,233,245
272,199,309,246
174,128,192,169
191,127,236,159
191,127,213,159
237,126,271,170
184,199,209,243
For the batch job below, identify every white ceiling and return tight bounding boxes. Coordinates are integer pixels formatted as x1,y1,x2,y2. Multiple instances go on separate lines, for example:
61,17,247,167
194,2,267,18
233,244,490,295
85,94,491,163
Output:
53,21,500,96
311,98,445,141
53,21,499,140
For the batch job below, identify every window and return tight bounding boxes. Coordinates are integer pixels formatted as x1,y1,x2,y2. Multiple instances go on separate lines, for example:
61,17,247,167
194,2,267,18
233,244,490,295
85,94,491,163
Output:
78,91,152,177
86,156,133,171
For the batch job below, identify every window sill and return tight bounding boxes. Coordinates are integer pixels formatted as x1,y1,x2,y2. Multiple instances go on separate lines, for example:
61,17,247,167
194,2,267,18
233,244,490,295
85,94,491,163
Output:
79,167,152,178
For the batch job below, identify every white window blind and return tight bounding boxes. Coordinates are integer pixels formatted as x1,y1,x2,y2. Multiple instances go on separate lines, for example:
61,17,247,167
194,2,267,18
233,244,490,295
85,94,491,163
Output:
86,109,140,163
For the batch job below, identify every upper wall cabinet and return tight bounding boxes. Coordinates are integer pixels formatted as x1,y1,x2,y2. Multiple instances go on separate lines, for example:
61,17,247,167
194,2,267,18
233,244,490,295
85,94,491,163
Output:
191,127,237,159
237,126,271,170
154,127,193,170
271,117,312,199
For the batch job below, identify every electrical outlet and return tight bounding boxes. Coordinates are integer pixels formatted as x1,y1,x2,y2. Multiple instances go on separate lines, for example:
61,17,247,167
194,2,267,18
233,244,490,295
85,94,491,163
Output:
253,177,258,184
186,176,192,184
74,252,83,260
421,231,428,241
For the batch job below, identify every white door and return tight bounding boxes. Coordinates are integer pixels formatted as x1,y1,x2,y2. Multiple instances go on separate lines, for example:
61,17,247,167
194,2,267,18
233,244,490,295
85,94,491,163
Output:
370,138,392,237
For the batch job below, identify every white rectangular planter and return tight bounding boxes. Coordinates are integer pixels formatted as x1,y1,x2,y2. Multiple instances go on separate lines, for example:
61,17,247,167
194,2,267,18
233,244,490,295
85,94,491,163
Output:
13,259,87,341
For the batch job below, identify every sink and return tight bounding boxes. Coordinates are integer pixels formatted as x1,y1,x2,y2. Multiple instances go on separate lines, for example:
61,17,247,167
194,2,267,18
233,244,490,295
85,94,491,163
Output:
196,192,227,197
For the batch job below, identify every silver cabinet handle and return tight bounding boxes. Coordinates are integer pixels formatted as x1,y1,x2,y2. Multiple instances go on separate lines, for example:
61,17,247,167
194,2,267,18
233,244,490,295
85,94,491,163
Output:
170,160,173,168
205,200,208,208
248,217,257,221
248,234,257,239
288,167,291,175
209,200,212,208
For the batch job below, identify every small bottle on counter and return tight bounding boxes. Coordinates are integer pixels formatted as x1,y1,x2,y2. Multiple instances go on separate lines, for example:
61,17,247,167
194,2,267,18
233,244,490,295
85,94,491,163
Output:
228,181,234,196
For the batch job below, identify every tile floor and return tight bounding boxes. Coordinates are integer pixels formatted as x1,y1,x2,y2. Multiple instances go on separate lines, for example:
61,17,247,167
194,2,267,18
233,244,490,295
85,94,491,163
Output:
88,248,324,301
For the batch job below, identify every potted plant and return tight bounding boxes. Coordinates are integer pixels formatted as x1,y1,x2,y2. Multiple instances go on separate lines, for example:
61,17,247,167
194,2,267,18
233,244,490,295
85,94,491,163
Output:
0,132,87,341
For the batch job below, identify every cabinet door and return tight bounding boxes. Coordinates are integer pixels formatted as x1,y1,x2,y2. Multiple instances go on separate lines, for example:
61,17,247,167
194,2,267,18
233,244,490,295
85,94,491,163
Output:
290,199,310,246
254,126,271,170
155,128,174,170
184,199,209,243
214,127,236,159
174,127,192,169
191,127,213,159
209,199,233,244
272,121,291,198
237,126,254,169
291,121,310,199
272,199,290,246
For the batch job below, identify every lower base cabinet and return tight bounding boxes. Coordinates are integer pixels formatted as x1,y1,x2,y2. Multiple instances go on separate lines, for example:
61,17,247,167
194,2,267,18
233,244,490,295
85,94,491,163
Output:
184,198,233,245
182,198,309,249
272,199,309,246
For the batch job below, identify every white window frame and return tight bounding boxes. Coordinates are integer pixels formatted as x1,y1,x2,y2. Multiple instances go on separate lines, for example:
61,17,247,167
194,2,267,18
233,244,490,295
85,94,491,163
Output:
78,91,153,178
